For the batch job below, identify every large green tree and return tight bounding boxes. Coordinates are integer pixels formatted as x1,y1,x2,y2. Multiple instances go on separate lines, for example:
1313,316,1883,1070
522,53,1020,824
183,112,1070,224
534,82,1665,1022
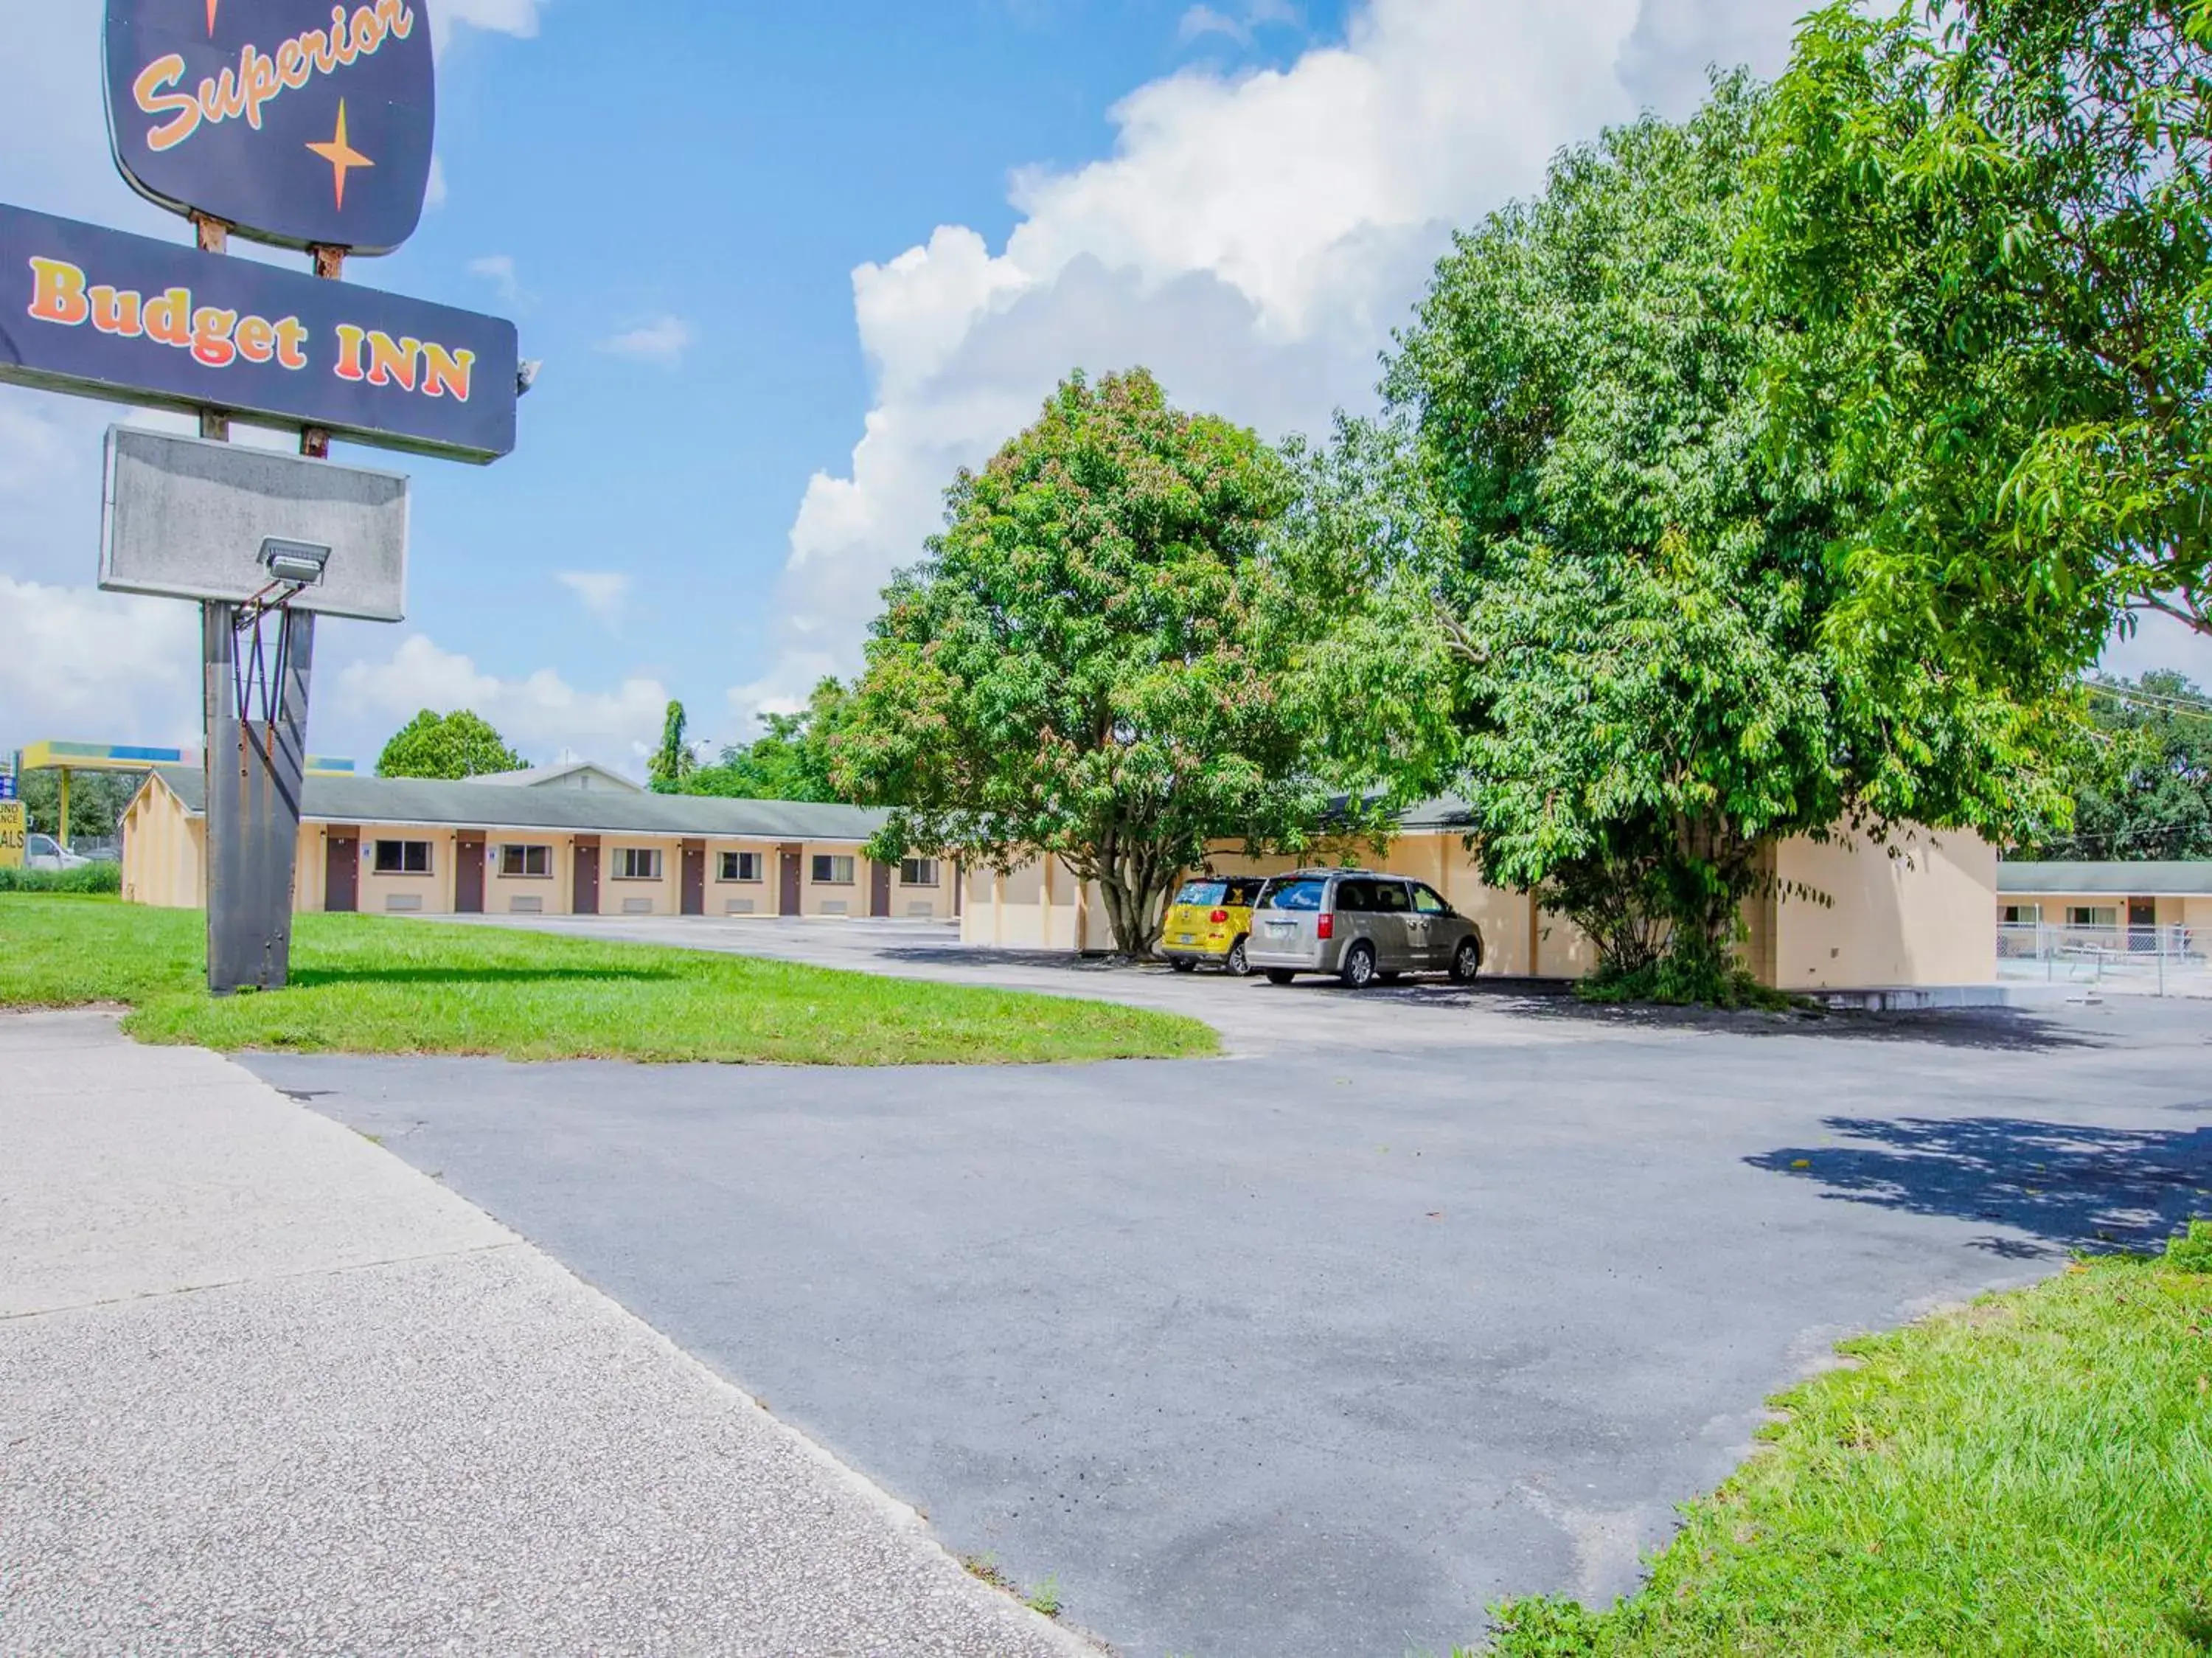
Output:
678,679,852,804
1371,77,2065,994
1753,0,2212,681
835,369,1324,956
375,710,524,780
2029,670,2212,858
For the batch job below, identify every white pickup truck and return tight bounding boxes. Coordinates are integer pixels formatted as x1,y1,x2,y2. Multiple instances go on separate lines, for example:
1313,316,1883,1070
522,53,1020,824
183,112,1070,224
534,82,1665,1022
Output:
25,833,91,872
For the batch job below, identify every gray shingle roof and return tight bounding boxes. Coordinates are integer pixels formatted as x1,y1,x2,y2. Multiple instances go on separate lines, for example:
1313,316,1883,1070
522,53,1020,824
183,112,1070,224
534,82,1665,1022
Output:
1396,796,1478,833
1998,861,2212,897
151,766,886,842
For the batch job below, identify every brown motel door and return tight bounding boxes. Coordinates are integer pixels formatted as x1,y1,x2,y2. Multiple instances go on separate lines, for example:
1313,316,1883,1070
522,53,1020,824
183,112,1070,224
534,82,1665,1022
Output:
779,844,803,916
572,837,601,916
324,829,359,913
455,836,487,914
681,840,706,916
870,860,891,918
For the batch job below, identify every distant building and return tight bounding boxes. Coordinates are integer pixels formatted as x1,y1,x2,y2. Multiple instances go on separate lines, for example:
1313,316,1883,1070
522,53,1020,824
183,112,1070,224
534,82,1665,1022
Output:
122,768,954,921
461,761,644,793
1996,862,2212,943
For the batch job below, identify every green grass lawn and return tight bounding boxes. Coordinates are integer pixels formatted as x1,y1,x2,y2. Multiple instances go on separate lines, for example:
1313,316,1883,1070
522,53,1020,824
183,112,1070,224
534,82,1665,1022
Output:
0,895,1217,1066
1480,1232,2212,1657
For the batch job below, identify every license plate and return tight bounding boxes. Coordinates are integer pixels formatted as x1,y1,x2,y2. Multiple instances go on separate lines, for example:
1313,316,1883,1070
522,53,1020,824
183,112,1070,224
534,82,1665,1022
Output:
1174,934,1195,945
1267,922,1293,937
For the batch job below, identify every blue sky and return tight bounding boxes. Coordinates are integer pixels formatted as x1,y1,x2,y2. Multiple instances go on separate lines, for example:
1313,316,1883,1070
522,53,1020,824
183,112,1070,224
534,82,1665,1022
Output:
2,0,2204,772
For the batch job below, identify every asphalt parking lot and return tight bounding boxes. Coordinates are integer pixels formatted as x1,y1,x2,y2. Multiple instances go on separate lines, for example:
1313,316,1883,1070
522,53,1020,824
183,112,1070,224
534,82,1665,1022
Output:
247,926,2212,1658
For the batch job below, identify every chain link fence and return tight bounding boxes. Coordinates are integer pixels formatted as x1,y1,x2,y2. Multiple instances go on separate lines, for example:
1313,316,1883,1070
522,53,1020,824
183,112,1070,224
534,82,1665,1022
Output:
1998,921,2208,996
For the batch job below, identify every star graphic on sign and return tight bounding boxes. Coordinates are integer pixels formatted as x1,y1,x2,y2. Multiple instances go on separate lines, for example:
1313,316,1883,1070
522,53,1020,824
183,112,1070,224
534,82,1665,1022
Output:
306,100,375,212
206,0,218,34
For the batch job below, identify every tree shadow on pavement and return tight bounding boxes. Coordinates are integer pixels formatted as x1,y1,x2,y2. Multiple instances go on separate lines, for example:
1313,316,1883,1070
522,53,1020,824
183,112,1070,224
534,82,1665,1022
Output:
1459,991,2109,1053
1750,1116,2212,1255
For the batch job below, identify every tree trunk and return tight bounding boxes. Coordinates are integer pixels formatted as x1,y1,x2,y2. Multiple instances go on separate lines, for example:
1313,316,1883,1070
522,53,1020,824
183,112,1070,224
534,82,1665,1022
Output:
1070,825,1180,959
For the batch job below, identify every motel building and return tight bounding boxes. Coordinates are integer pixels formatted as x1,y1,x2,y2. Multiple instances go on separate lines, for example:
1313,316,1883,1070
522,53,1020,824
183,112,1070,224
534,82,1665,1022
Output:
119,766,2204,994
959,799,2007,993
121,763,956,922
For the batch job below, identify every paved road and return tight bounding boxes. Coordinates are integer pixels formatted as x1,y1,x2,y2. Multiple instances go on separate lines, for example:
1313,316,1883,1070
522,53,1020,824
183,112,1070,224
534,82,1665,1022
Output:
248,973,2212,1658
1,1011,1088,1658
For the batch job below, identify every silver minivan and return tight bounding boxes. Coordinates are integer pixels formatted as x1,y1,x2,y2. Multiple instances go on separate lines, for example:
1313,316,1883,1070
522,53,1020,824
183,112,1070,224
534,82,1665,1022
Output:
1244,868,1486,988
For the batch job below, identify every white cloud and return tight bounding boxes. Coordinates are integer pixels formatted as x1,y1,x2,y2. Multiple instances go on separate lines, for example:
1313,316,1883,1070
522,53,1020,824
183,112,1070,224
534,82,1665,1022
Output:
335,635,667,764
555,570,630,625
0,579,201,746
1178,0,1302,46
468,253,519,301
597,316,699,368
431,0,549,52
751,0,1801,711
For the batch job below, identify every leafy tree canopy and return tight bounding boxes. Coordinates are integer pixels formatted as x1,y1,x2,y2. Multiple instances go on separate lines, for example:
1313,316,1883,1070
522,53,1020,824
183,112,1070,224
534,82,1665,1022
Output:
15,768,139,842
375,710,525,780
834,368,1327,956
678,679,852,805
1365,75,2065,994
1752,0,2212,684
646,701,698,793
2027,669,2212,859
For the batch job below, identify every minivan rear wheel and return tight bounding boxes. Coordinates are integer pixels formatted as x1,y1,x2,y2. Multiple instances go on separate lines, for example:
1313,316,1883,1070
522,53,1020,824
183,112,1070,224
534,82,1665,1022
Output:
1339,941,1377,990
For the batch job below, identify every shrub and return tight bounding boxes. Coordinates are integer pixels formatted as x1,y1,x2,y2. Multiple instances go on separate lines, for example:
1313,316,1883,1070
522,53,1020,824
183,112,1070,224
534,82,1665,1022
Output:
2167,1220,2212,1275
0,864,122,895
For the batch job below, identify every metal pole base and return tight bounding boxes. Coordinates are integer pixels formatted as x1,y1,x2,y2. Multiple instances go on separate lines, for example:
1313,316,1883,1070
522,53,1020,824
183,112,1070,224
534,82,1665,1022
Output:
204,601,315,995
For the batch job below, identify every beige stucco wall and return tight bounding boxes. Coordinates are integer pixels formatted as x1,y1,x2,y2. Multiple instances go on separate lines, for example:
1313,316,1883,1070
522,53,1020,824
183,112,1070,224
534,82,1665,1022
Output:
599,836,681,917
959,825,2000,988
122,791,892,925
120,783,204,909
703,839,778,916
893,857,952,920
352,828,459,916
1768,829,1999,989
482,835,570,916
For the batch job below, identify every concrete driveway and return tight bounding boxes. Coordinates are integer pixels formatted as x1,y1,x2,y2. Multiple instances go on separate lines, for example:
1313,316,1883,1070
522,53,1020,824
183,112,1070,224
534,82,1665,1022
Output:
246,936,2212,1658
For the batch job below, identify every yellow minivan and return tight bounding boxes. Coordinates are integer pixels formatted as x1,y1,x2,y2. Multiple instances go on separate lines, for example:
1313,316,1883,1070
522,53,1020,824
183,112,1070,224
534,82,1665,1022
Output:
1160,875,1267,976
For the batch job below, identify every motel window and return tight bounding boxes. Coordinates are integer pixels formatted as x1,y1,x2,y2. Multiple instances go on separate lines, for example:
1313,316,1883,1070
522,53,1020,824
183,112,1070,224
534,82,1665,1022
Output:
614,847,664,881
2001,905,2041,926
372,839,431,875
813,854,855,886
2066,906,2118,929
719,850,763,884
900,857,939,887
500,844,552,878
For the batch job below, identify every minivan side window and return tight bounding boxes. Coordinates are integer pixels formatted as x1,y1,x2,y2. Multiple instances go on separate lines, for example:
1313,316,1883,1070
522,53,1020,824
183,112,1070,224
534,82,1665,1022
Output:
1412,884,1449,915
1373,881,1411,913
1335,879,1374,913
